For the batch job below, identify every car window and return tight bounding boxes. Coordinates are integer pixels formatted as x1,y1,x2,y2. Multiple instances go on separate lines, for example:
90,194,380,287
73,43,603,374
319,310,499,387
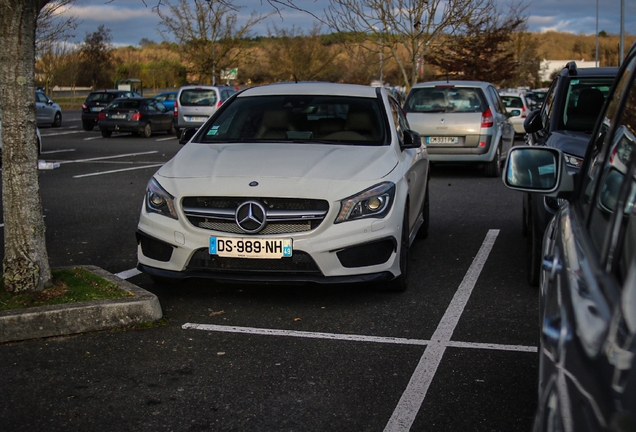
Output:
501,95,524,109
581,54,636,277
108,99,141,109
404,87,485,113
540,78,559,131
180,89,218,106
221,89,237,100
389,97,408,142
488,86,505,114
199,94,387,145
36,92,49,103
561,77,615,132
87,93,117,103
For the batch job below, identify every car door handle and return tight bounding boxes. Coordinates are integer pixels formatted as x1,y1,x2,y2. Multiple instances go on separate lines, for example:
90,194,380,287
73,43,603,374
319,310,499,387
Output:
542,254,562,281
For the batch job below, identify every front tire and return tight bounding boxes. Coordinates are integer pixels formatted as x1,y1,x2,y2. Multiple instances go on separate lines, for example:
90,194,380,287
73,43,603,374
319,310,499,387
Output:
416,185,429,240
387,209,410,292
100,129,112,138
82,120,94,131
52,112,62,127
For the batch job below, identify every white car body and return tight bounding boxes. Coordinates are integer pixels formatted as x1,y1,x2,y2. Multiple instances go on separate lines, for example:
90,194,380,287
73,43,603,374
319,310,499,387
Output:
137,83,430,289
499,92,529,135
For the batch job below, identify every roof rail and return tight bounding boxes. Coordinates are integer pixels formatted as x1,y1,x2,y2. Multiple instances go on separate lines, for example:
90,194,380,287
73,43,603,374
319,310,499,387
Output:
565,61,578,76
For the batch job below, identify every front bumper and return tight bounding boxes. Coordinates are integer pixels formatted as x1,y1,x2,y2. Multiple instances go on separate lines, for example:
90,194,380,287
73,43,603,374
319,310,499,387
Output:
136,201,404,284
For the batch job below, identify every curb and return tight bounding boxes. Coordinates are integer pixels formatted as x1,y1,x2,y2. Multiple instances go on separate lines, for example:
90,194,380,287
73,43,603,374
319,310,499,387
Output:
0,265,163,343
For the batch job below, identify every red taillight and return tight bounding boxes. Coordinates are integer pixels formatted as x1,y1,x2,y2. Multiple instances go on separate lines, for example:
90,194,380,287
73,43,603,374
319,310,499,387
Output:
521,108,527,118
217,100,222,108
481,107,494,128
98,111,106,120
131,112,141,121
174,101,178,116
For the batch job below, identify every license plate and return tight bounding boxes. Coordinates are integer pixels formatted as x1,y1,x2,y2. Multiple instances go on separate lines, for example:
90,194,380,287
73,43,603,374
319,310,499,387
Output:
112,114,126,119
186,116,207,122
91,107,104,112
210,237,292,259
427,136,458,144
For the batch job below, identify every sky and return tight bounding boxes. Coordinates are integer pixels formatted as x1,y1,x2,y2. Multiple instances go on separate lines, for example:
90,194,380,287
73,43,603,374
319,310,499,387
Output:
57,0,635,47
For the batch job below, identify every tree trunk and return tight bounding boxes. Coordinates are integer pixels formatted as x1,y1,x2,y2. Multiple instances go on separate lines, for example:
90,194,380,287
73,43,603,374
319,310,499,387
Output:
0,0,52,292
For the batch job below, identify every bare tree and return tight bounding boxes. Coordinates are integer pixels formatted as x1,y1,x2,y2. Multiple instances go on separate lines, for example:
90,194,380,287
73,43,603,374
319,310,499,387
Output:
0,0,52,293
156,0,271,85
324,0,523,90
265,24,342,82
36,0,80,53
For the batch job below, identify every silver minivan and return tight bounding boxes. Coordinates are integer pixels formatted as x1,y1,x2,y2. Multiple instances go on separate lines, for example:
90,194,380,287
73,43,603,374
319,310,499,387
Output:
174,85,237,132
404,81,516,177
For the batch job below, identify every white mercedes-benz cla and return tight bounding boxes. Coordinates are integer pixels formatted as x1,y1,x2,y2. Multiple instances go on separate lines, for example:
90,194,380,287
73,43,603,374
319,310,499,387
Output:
136,82,430,291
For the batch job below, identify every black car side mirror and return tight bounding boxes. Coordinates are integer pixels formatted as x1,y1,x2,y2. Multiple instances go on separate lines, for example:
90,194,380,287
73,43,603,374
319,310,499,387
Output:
524,109,543,134
179,127,197,145
401,129,422,149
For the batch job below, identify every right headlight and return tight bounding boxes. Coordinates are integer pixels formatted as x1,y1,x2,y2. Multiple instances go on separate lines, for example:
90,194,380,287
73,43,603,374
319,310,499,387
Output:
335,182,395,224
145,177,178,220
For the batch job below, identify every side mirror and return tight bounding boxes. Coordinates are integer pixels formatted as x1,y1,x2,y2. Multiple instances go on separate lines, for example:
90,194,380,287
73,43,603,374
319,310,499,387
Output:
179,127,197,145
524,109,543,134
507,109,521,117
502,146,574,197
401,129,422,149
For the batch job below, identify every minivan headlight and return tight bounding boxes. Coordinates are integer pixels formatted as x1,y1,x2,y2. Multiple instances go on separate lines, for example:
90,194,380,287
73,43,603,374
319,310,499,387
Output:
335,182,395,223
145,178,178,219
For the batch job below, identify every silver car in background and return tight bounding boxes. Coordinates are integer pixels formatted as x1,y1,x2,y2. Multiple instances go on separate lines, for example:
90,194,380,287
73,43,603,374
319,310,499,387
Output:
404,81,516,177
35,91,62,127
174,85,237,134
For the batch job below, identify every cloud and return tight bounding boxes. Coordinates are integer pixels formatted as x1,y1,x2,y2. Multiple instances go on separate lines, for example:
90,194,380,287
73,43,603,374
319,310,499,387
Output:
59,5,156,22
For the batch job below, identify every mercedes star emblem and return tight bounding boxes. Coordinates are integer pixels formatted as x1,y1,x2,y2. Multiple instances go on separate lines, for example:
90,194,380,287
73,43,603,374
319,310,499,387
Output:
235,200,267,233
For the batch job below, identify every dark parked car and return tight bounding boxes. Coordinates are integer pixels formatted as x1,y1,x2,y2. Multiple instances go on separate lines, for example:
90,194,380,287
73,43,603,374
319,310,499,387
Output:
153,91,177,111
97,97,175,138
522,62,618,285
502,41,636,432
81,89,141,131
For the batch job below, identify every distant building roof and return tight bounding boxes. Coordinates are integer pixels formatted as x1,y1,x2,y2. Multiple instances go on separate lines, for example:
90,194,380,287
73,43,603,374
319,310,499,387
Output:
540,59,598,82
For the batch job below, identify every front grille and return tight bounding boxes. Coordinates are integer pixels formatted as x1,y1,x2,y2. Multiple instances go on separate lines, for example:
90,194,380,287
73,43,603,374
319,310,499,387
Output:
182,196,329,234
187,248,321,273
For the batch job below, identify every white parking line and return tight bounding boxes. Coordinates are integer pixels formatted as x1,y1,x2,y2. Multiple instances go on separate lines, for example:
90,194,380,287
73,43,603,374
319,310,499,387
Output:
40,130,87,137
60,151,158,164
73,163,163,178
384,229,499,431
41,149,76,155
156,136,177,142
84,136,103,141
115,268,142,279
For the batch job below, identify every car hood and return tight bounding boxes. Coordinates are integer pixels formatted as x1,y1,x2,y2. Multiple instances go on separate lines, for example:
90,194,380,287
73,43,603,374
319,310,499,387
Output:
548,130,592,157
157,143,398,182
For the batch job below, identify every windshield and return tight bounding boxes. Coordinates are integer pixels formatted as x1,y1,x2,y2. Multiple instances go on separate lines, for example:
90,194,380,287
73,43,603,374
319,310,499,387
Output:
561,77,615,132
501,95,524,109
107,99,141,109
197,94,387,145
405,87,486,113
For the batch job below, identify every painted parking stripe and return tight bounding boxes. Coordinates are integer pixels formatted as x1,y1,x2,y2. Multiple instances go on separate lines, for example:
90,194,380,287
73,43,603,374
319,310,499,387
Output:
40,130,87,137
384,229,499,431
60,151,158,164
73,163,163,178
41,149,76,155
116,268,142,279
155,136,177,142
182,323,535,353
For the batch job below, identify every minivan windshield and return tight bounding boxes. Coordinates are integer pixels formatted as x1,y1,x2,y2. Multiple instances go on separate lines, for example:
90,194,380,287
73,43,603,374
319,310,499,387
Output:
179,89,218,106
198,94,387,145
404,87,486,113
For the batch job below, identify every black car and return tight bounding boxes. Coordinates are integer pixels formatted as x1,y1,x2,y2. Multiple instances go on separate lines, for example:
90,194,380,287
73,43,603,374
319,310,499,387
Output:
97,97,175,138
81,89,140,131
522,63,618,285
502,41,636,432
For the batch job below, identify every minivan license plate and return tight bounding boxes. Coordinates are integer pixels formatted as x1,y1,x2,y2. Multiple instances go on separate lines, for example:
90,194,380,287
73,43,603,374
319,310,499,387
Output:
427,136,458,144
210,237,292,259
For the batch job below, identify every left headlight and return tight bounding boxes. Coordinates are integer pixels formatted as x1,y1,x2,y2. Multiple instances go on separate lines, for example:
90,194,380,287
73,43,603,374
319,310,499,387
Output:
335,182,395,224
145,177,178,220
563,153,583,169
